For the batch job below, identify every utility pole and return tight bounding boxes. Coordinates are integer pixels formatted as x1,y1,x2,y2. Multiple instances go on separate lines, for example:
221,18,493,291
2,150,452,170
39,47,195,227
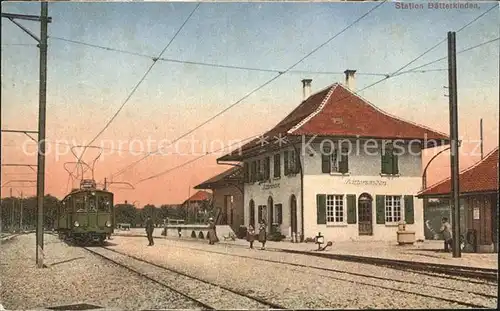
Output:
2,3,52,268
447,31,461,258
480,119,484,160
35,1,49,268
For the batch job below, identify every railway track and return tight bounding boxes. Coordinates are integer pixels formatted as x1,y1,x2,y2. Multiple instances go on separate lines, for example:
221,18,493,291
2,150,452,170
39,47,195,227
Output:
137,243,497,309
83,246,286,310
278,249,498,282
120,235,498,282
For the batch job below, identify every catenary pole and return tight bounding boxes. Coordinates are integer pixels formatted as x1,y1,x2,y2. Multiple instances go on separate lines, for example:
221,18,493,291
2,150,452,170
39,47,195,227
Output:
447,31,461,258
36,1,49,268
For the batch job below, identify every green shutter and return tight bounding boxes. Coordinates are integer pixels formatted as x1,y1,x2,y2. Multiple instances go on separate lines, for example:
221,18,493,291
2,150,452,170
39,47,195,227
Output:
316,194,326,224
284,151,289,175
376,195,385,224
294,151,301,173
346,194,357,224
274,154,280,178
339,150,349,174
392,154,399,175
381,153,390,174
321,154,330,173
404,195,414,224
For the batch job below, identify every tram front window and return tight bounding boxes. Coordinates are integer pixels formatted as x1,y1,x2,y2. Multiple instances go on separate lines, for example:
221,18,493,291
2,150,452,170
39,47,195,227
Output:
98,196,111,212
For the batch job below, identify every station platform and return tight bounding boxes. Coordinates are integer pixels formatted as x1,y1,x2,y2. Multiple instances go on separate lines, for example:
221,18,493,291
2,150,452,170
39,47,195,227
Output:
114,228,498,270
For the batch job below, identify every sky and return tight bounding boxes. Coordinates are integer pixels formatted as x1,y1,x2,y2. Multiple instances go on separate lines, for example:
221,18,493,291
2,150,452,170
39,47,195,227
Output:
1,1,499,205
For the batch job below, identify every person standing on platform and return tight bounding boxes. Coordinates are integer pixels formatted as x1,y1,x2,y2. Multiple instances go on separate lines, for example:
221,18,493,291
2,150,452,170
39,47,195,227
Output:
208,217,219,245
440,217,452,252
145,216,154,246
258,220,267,250
246,225,256,249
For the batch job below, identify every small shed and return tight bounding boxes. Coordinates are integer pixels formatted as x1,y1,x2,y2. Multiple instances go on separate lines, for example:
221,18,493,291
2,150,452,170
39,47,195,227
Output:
418,147,498,252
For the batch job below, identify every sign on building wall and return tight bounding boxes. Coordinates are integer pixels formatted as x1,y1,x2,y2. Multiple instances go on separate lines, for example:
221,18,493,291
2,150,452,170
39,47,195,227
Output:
344,179,387,186
473,206,480,220
262,183,280,190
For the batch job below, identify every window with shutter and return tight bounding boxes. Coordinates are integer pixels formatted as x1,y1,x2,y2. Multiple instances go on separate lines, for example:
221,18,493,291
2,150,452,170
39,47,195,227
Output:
284,151,289,175
376,195,385,224
258,205,263,223
316,194,326,224
339,148,349,174
404,195,414,224
346,194,356,224
381,143,399,175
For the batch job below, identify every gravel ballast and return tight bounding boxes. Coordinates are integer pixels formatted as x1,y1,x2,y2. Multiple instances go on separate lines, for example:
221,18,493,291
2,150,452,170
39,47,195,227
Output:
0,234,201,310
109,236,498,309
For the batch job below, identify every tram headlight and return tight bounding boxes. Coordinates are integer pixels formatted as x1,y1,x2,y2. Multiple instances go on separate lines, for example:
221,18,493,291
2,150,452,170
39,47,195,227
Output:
74,221,80,227
105,221,112,228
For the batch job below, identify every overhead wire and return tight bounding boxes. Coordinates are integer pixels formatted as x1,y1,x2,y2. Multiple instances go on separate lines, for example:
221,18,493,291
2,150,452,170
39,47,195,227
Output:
66,2,201,191
109,0,388,181
49,36,389,77
132,3,498,185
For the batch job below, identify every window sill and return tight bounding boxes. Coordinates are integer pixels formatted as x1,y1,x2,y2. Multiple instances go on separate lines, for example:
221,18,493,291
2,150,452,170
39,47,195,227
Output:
329,172,350,176
380,173,401,178
384,223,400,227
326,223,348,227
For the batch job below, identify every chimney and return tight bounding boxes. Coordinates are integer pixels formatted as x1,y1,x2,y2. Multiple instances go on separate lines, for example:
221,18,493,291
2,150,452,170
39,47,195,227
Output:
301,79,312,100
344,69,356,91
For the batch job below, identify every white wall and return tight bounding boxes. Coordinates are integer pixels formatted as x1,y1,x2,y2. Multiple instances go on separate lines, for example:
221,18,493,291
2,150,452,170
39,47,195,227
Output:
301,140,423,241
243,147,302,238
242,139,424,241
303,175,424,242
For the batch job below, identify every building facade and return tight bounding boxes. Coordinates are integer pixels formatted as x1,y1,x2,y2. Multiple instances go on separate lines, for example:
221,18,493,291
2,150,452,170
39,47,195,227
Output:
418,147,499,253
181,190,212,224
218,72,449,242
194,166,244,233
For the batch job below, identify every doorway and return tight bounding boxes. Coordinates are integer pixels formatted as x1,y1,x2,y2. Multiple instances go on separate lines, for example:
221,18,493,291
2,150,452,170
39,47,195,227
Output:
358,193,373,235
249,200,255,229
290,195,298,236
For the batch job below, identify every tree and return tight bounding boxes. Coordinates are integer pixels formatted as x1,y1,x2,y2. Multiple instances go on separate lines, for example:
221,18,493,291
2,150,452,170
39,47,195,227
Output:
114,203,138,226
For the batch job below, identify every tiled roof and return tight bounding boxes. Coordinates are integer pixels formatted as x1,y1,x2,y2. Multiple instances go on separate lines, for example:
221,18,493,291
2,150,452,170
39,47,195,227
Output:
194,166,243,189
183,190,212,205
219,83,449,161
418,147,499,197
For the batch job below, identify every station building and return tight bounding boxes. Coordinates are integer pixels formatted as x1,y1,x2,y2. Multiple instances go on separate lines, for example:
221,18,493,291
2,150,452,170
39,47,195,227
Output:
418,147,499,253
218,71,449,242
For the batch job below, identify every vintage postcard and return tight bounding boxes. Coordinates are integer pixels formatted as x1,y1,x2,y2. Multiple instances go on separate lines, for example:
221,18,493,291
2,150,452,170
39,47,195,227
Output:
1,1,498,310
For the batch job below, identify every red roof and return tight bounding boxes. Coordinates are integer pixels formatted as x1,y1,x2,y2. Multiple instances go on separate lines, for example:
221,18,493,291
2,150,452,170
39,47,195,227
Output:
418,147,499,197
183,190,212,205
219,83,449,161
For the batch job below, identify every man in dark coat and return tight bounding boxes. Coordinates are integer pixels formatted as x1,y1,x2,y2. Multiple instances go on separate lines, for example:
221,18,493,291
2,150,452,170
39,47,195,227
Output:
145,216,154,246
